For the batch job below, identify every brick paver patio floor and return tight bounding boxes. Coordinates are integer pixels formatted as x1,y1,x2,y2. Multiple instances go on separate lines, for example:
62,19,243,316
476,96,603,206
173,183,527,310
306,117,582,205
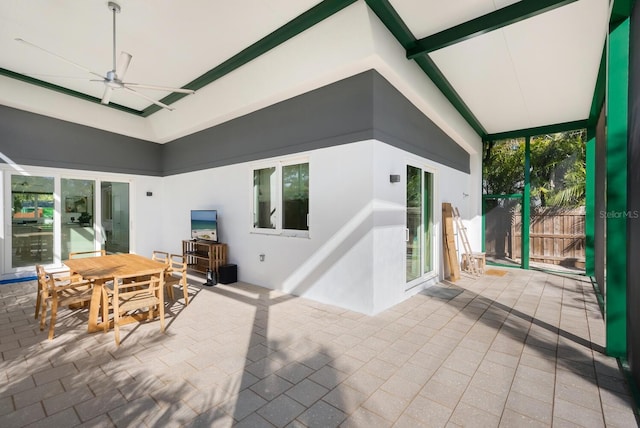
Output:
0,267,637,427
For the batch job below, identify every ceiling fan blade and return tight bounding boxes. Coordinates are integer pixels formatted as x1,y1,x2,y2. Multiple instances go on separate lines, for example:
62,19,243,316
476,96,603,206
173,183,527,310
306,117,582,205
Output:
101,87,114,105
15,38,105,80
115,52,132,80
123,83,195,94
123,87,175,111
20,73,92,80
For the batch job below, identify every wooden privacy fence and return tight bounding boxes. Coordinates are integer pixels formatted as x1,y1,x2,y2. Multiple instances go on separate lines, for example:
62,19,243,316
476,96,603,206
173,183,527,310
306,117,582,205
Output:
485,203,585,269
516,207,585,268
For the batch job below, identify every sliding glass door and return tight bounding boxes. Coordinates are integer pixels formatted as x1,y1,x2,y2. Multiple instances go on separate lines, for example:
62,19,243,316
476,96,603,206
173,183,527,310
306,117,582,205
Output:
10,176,54,268
5,172,131,273
406,165,434,287
101,181,130,254
61,178,96,260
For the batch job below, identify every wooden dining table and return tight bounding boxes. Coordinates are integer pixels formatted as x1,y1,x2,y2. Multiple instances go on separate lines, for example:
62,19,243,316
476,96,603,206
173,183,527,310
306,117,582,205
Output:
64,253,167,332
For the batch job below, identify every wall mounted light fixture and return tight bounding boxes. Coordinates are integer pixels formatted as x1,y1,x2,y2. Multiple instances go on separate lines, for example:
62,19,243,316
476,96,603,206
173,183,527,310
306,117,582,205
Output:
390,174,400,183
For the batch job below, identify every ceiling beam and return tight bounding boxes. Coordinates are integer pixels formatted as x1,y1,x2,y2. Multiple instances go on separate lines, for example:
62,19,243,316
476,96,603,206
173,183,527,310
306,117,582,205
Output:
363,0,414,46
0,67,142,115
366,0,487,137
588,48,606,128
412,55,486,137
407,0,578,59
142,0,358,117
610,0,635,27
485,119,588,141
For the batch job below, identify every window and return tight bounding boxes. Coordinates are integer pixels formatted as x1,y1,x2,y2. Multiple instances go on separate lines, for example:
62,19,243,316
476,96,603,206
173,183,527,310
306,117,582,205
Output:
282,163,309,230
253,161,309,234
253,167,276,229
11,175,55,268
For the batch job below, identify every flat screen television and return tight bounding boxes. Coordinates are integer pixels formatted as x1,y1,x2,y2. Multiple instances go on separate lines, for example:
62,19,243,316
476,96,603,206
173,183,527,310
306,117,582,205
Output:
191,210,218,242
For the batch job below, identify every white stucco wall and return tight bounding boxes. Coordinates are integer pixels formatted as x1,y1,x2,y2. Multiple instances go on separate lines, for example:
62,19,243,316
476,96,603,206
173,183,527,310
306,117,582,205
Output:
159,139,478,315
1,138,480,316
159,141,376,314
370,141,477,313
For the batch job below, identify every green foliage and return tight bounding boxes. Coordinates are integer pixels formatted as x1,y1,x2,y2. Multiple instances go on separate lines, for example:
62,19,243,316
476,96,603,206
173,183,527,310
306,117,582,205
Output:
483,138,525,195
483,130,586,208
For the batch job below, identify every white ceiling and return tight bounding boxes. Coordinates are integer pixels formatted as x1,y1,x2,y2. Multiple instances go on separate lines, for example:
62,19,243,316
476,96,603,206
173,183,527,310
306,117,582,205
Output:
0,0,610,144
0,0,322,111
427,0,608,133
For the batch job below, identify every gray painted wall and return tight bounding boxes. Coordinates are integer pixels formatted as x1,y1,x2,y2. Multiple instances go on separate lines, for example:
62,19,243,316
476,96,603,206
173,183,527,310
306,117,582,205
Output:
0,105,162,176
161,71,375,175
627,1,640,391
163,71,470,175
372,72,469,173
1,70,470,176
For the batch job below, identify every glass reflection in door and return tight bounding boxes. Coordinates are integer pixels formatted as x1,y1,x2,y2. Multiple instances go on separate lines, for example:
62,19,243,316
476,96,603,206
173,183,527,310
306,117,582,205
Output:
61,179,96,260
101,181,129,253
406,166,433,284
11,175,54,267
406,166,422,282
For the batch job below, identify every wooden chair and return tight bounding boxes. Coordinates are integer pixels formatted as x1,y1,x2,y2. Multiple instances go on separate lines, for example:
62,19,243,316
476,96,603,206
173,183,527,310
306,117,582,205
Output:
39,270,93,340
69,249,106,259
151,250,169,265
146,250,170,284
165,254,189,305
35,265,49,320
104,269,165,346
35,264,83,320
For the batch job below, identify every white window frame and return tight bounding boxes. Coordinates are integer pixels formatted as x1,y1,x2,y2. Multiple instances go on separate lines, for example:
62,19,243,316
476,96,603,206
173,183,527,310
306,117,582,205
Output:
251,156,309,238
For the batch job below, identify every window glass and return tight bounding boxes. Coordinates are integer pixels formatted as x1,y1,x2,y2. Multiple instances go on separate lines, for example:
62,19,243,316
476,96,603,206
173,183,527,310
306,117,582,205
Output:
406,167,434,284
423,171,433,273
282,163,309,231
11,175,54,267
406,166,422,282
62,178,96,260
101,181,130,253
253,167,276,229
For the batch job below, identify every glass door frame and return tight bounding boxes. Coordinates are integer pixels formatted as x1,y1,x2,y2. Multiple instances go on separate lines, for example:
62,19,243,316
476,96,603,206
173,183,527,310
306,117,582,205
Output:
405,162,438,289
61,178,98,261
2,166,134,275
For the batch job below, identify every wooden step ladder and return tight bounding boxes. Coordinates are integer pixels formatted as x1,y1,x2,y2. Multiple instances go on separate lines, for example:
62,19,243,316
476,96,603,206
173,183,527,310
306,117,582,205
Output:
453,206,485,276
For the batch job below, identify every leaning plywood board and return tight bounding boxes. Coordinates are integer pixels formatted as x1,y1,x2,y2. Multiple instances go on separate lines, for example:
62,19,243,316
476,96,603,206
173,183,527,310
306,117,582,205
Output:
442,202,460,281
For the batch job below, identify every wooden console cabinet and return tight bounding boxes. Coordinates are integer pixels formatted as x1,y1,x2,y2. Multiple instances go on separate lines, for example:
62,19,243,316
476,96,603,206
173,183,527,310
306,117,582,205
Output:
182,240,227,275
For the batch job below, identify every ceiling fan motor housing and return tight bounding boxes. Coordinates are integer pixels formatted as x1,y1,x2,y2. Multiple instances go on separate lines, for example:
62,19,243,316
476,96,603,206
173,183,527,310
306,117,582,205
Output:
108,2,121,14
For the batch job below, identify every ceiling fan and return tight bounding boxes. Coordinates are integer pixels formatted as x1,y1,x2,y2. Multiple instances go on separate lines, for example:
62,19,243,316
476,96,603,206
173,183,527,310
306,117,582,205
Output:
15,1,195,111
